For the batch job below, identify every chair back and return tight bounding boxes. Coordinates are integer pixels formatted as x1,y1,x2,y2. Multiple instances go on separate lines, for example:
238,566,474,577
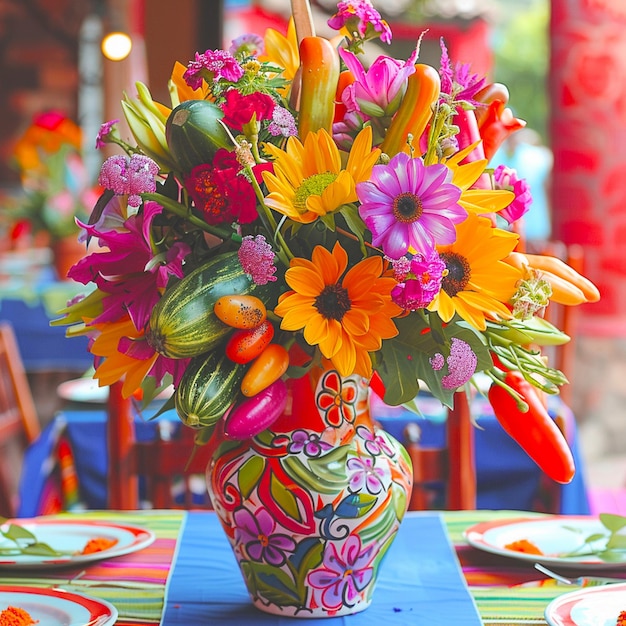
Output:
107,382,213,510
0,322,41,517
402,391,476,511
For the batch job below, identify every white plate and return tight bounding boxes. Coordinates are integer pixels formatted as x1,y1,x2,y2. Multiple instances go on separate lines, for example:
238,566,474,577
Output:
0,518,155,569
464,516,626,570
545,582,626,625
57,377,173,404
0,585,117,626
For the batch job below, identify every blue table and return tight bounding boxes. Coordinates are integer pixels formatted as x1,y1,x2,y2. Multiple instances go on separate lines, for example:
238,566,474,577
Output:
19,391,591,518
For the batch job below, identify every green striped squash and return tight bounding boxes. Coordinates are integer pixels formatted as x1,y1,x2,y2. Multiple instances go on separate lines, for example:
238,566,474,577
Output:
147,251,272,359
175,352,244,428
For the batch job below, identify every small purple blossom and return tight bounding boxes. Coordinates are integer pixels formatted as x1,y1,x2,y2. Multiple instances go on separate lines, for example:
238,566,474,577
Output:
183,49,244,90
346,456,389,494
267,106,297,137
98,154,159,208
431,338,478,390
307,535,375,610
356,425,394,457
288,430,333,457
327,0,392,46
238,234,277,285
233,507,296,566
389,250,445,310
95,119,119,149
493,165,533,224
356,152,466,259
438,38,486,106
229,33,264,58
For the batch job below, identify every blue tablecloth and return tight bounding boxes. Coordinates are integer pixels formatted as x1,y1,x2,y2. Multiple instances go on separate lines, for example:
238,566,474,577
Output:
19,393,591,518
162,511,482,625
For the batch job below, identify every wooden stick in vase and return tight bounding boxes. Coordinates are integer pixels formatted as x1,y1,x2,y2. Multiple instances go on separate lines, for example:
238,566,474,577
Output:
290,0,316,43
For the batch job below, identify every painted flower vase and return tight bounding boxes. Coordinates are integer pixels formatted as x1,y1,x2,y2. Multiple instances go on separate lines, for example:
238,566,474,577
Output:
205,368,413,618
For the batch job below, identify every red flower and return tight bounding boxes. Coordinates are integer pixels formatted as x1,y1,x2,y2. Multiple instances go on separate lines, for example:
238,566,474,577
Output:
221,89,276,132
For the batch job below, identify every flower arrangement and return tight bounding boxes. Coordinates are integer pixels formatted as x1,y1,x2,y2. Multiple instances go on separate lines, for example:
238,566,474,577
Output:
8,111,100,242
57,0,599,479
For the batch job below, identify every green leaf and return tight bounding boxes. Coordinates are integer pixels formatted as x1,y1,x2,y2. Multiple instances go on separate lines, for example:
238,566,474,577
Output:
600,513,626,532
238,455,265,499
270,473,300,519
307,445,350,483
282,456,346,494
242,560,301,606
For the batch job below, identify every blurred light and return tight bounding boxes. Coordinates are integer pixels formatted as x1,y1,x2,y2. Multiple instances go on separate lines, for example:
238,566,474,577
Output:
101,31,132,61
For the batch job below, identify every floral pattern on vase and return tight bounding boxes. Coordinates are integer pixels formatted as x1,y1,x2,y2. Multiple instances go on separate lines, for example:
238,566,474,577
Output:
206,368,413,618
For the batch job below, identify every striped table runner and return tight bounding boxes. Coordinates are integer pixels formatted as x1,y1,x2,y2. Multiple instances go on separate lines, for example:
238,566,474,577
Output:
0,510,185,624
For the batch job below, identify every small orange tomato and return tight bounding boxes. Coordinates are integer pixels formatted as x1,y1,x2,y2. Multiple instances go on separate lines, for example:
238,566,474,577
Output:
225,320,274,364
240,343,289,397
213,294,266,329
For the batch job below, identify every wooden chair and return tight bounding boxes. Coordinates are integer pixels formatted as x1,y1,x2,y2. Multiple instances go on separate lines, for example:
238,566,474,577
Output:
0,322,41,518
107,382,213,510
403,391,476,511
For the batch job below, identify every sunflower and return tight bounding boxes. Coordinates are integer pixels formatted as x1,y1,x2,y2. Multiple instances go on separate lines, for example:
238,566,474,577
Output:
428,213,523,330
260,17,300,97
262,126,380,224
274,242,401,377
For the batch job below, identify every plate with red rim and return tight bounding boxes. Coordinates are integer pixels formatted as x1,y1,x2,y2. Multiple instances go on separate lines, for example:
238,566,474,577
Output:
0,586,117,626
0,518,155,570
464,516,626,570
544,582,626,625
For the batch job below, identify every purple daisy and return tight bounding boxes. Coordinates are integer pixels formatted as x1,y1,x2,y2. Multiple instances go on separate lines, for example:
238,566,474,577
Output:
356,152,466,259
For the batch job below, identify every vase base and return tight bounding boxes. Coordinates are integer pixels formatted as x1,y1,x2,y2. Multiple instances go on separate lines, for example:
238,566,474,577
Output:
251,598,372,619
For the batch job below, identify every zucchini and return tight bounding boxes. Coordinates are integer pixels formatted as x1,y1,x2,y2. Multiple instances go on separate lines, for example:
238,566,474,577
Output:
175,351,244,428
165,100,232,173
147,251,276,359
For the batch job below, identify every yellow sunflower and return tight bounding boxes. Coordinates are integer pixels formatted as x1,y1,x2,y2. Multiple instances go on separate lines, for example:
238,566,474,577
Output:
90,316,158,398
428,213,523,330
262,126,380,224
274,242,401,377
260,17,300,95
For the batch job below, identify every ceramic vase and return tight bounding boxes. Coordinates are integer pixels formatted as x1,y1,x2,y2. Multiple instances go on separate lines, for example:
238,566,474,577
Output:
205,368,413,618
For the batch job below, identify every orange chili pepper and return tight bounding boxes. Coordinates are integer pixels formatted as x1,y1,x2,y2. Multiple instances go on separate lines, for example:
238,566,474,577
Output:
333,69,355,124
380,63,441,157
297,36,340,140
240,343,290,398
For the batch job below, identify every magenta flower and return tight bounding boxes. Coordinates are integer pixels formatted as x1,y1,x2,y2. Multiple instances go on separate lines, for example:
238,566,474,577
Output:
233,507,295,566
238,235,277,285
356,425,394,457
430,337,477,390
307,535,375,609
220,89,275,132
346,456,389,494
338,48,417,118
69,201,191,330
288,430,333,458
327,0,392,46
356,152,466,259
98,154,159,208
493,165,532,224
183,49,243,90
389,249,446,310
95,119,119,149
438,38,486,105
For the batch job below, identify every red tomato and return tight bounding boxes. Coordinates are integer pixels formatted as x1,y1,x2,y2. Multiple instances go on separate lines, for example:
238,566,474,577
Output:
225,320,274,364
213,294,266,329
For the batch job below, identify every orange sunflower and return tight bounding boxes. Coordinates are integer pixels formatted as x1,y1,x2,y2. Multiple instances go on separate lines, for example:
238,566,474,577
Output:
262,126,380,224
274,242,401,378
428,213,523,330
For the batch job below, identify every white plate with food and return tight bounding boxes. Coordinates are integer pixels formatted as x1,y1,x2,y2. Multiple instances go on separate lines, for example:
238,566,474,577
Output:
0,518,155,569
544,582,626,625
0,586,117,626
464,516,626,570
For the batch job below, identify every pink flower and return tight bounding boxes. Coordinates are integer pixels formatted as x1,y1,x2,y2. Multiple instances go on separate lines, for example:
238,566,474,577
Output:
338,48,417,118
238,234,277,285
229,33,264,58
356,152,466,259
221,89,275,132
307,535,375,610
98,154,159,208
183,49,243,90
493,165,532,224
95,119,119,149
327,0,392,46
430,338,477,390
389,249,446,310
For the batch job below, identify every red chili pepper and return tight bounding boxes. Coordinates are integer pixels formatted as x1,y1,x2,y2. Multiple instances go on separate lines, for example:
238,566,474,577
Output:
487,371,575,484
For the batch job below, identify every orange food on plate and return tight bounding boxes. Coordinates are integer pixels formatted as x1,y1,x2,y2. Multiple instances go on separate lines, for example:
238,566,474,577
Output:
503,539,544,555
617,610,626,626
80,536,118,554
0,606,38,626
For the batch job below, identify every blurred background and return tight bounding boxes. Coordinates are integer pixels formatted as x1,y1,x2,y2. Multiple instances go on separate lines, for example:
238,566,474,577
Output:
0,0,625,499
